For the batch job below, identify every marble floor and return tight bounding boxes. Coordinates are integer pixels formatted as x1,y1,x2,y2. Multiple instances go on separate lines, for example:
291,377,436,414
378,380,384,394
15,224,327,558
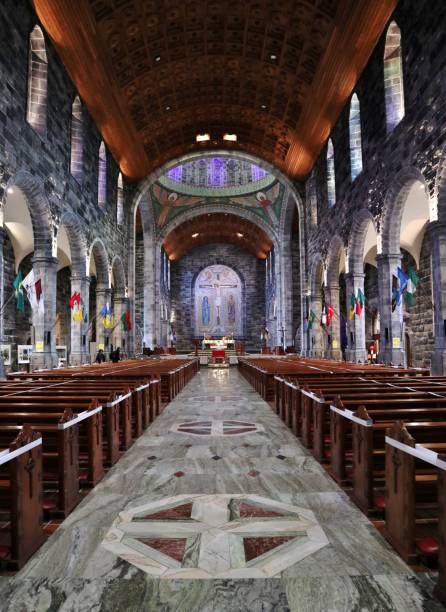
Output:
0,368,444,611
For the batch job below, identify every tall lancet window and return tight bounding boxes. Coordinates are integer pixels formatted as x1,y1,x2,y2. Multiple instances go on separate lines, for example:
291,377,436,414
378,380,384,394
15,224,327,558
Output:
384,21,405,133
98,141,107,209
70,97,83,179
27,25,48,135
349,94,363,180
326,139,336,208
117,172,124,225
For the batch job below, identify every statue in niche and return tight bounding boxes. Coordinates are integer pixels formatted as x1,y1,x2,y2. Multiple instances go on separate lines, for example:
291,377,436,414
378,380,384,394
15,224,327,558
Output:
201,296,211,326
227,293,236,324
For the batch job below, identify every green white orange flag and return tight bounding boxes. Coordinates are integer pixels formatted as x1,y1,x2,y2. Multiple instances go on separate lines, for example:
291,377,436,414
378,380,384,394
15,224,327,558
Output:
405,266,419,306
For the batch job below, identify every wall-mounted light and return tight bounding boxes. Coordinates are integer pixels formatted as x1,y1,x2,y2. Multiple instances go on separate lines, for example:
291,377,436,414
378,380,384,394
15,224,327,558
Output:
6,187,14,194
192,232,199,238
196,133,210,142
223,133,237,142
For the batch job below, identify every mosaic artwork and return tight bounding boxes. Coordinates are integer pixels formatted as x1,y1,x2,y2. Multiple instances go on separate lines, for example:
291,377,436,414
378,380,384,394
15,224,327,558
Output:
151,177,282,228
194,265,242,337
102,494,329,579
170,419,265,437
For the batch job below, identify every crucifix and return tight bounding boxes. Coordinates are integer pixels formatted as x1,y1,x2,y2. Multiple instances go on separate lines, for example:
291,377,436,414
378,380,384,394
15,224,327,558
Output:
199,273,237,327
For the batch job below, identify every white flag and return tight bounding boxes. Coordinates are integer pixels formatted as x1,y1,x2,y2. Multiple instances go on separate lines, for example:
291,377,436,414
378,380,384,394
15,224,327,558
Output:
22,270,38,310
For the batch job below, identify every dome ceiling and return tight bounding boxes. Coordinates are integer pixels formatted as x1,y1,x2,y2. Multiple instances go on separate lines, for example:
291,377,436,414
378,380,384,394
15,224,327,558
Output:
33,0,396,180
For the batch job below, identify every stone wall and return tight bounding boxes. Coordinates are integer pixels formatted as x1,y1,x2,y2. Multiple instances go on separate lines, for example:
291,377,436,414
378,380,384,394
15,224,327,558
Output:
170,243,265,352
402,233,434,368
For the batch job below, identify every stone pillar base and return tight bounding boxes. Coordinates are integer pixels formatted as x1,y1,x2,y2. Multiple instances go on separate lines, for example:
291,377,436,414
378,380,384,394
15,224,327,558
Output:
380,348,406,367
31,350,59,371
431,350,446,375
70,351,90,366
346,349,368,363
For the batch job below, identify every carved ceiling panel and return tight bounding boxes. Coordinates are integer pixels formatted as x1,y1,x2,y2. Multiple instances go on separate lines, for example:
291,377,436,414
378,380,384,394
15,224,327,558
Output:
33,0,396,179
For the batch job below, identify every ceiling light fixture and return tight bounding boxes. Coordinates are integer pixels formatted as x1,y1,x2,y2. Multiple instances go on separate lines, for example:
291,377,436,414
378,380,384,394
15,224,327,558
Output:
192,232,199,238
196,133,210,142
165,105,171,111
270,53,277,60
236,232,244,238
6,187,14,194
223,133,237,142
260,104,267,110
154,55,161,62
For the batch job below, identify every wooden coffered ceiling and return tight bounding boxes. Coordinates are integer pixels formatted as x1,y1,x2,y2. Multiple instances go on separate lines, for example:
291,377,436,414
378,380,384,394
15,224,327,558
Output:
33,0,396,180
163,213,273,260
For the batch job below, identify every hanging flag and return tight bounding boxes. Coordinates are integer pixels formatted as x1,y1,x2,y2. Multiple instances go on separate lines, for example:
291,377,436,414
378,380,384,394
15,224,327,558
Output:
22,269,39,309
326,303,334,327
125,310,132,331
320,304,327,327
355,288,365,316
121,312,128,331
69,291,81,309
81,298,88,323
405,266,419,306
349,293,356,320
397,267,408,294
308,310,316,330
13,271,25,312
100,304,114,329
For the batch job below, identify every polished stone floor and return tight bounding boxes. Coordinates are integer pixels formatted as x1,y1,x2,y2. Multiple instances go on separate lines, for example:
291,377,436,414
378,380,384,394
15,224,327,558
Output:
0,368,444,611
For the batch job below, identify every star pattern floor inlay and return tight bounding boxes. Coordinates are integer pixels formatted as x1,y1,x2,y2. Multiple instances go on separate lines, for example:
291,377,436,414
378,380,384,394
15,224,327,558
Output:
102,493,329,579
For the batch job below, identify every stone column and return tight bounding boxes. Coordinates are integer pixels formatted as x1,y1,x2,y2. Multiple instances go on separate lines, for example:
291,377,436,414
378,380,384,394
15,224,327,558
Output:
112,294,127,354
310,294,324,357
96,285,112,356
143,245,156,348
345,272,367,363
327,284,342,360
376,253,405,365
0,227,6,379
70,274,90,365
429,222,446,374
30,255,58,370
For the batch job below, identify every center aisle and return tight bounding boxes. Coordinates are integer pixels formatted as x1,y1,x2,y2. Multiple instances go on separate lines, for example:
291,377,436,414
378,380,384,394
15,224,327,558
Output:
1,369,442,611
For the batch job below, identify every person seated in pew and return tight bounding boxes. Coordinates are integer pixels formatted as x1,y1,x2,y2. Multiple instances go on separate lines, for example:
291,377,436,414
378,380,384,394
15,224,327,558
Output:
95,348,106,364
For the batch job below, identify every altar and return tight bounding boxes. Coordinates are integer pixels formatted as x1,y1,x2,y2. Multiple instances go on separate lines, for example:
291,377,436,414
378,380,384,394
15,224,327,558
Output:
202,336,235,350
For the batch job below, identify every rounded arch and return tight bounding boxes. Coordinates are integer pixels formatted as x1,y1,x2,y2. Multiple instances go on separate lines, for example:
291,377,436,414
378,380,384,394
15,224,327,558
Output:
310,254,324,297
326,235,345,287
434,144,446,223
58,211,87,276
348,208,377,274
89,237,110,287
381,167,429,257
111,255,126,295
4,170,53,258
159,201,279,251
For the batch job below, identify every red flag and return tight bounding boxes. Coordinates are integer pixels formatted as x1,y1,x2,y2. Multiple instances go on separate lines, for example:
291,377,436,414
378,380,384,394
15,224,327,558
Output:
326,303,334,327
69,291,81,309
35,279,42,302
125,310,132,331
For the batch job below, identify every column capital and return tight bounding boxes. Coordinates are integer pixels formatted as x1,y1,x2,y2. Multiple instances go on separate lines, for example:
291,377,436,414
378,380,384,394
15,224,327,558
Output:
96,285,112,294
32,255,58,267
113,294,127,303
71,274,91,284
376,253,402,265
345,271,365,282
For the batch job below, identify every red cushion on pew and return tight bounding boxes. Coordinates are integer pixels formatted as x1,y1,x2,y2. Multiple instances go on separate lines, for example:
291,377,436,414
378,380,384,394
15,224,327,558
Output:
79,470,88,482
324,436,331,444
42,499,57,511
373,496,386,510
324,450,331,458
416,537,439,556
0,545,10,559
346,467,353,479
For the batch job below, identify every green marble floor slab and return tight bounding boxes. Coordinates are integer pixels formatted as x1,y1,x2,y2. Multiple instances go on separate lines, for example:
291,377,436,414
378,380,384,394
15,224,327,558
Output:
0,368,444,611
